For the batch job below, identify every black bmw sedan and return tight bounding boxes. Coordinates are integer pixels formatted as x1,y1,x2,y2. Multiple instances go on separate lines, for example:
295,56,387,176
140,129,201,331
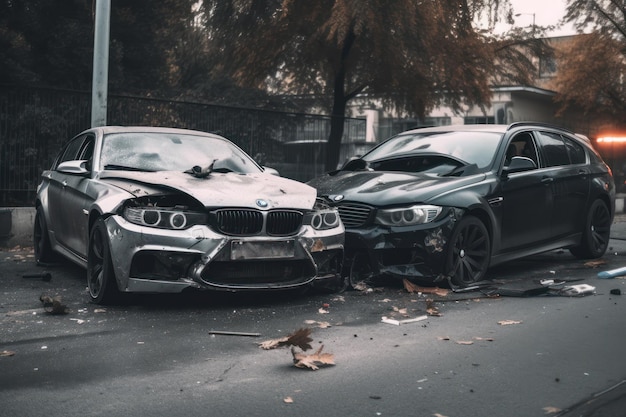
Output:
308,123,615,288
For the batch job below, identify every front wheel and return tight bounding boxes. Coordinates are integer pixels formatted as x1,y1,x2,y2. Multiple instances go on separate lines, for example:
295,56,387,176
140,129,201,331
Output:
87,218,120,304
570,199,611,259
445,215,491,286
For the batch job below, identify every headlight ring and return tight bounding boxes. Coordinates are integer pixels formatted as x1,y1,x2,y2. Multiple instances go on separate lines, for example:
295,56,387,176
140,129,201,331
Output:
124,207,203,230
376,205,442,226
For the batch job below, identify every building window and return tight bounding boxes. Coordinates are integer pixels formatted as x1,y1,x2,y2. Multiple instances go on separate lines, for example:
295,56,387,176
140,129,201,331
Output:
540,56,557,77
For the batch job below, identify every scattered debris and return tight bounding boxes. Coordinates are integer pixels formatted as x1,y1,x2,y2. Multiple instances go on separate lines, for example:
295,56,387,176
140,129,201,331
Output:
456,340,474,345
23,271,52,282
283,397,294,404
304,320,331,328
426,299,442,316
559,284,596,297
1,350,15,357
208,330,261,337
291,345,335,370
318,307,329,314
381,315,427,325
437,336,451,341
403,279,449,297
259,328,313,350
39,294,69,315
597,266,626,279
474,337,495,342
610,289,622,295
543,406,562,414
498,320,523,326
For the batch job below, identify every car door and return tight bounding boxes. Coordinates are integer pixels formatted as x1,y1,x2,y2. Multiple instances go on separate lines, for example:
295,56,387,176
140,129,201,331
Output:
48,134,95,256
535,131,590,239
498,132,553,251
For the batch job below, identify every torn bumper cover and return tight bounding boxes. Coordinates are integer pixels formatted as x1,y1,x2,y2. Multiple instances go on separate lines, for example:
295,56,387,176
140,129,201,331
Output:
105,215,344,293
345,210,458,280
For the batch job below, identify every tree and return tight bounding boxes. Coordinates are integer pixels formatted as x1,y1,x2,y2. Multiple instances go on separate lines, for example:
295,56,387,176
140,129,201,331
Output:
552,32,626,118
0,0,200,94
202,0,550,170
554,1,626,119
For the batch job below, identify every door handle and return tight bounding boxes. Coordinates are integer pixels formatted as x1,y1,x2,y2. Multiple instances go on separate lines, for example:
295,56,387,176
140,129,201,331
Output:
62,180,68,187
541,177,554,184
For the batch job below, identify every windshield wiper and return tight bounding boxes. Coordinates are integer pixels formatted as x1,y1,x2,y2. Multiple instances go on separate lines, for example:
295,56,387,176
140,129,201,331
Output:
104,164,155,172
443,163,478,177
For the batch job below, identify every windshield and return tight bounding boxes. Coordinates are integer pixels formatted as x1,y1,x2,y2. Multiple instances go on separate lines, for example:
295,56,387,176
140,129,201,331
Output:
100,132,261,174
363,131,503,169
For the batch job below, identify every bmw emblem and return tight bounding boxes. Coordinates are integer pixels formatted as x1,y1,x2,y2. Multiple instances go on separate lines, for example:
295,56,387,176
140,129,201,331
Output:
256,199,269,208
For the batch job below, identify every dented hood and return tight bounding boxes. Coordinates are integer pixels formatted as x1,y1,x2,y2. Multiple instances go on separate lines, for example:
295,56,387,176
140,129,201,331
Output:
99,170,317,209
308,170,487,205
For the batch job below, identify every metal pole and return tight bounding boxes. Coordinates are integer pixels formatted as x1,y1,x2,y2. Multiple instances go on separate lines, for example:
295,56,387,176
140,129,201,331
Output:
91,0,111,127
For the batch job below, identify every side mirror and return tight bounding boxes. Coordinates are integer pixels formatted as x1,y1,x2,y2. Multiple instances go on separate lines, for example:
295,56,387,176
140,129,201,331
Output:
262,166,280,176
57,160,89,175
503,156,537,176
342,157,367,171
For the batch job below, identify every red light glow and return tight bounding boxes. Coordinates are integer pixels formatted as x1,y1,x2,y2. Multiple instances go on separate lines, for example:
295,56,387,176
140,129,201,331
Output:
597,136,626,144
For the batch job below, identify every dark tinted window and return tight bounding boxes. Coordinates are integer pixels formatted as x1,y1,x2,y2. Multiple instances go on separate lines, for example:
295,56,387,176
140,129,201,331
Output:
536,131,569,167
563,137,586,164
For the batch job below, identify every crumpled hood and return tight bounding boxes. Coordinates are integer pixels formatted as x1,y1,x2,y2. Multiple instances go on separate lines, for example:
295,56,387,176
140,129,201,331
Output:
99,170,317,210
308,170,486,205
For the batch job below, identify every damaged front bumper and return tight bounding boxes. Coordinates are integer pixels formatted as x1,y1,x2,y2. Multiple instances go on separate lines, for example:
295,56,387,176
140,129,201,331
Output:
346,210,459,281
104,215,344,293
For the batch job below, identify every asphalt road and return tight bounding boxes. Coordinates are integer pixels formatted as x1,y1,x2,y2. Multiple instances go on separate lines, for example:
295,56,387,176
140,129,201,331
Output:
1,230,625,417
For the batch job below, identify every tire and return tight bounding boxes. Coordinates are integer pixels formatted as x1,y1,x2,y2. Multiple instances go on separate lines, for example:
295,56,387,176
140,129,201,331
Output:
570,199,611,259
445,215,491,286
87,218,120,304
33,205,57,265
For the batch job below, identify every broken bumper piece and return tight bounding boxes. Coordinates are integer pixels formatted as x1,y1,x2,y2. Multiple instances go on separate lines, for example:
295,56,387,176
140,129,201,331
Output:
106,215,344,293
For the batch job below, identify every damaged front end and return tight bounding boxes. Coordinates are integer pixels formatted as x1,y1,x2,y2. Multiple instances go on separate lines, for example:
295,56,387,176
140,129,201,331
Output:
104,194,344,294
341,205,461,286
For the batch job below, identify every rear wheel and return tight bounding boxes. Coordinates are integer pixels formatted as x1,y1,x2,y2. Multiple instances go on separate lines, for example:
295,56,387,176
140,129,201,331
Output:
88,218,120,304
446,215,491,286
33,205,57,265
570,199,611,259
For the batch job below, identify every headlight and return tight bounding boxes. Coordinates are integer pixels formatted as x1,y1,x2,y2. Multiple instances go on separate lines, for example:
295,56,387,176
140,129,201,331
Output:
304,199,342,230
375,205,442,226
124,207,207,230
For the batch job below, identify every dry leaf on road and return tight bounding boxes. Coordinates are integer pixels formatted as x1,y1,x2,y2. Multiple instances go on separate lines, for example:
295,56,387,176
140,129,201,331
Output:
403,279,449,297
291,345,335,370
259,328,313,351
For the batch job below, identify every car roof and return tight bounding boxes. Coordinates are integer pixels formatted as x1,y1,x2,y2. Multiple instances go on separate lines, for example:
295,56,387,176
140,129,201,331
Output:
400,122,576,136
89,126,224,139
400,124,509,135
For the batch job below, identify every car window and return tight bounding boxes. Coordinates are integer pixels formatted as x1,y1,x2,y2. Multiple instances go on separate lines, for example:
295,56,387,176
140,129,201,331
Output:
56,134,89,167
536,131,569,167
505,132,538,168
100,132,262,173
563,136,586,164
363,131,502,169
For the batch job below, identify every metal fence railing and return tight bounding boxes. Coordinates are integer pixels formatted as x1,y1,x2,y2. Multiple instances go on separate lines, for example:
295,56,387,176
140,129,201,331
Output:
0,85,366,206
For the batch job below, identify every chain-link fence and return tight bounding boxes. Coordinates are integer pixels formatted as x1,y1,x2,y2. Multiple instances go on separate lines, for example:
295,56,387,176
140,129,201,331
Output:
0,85,366,206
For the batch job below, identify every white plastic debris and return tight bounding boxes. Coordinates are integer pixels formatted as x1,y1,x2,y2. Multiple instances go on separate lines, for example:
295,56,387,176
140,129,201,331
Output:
560,284,596,296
